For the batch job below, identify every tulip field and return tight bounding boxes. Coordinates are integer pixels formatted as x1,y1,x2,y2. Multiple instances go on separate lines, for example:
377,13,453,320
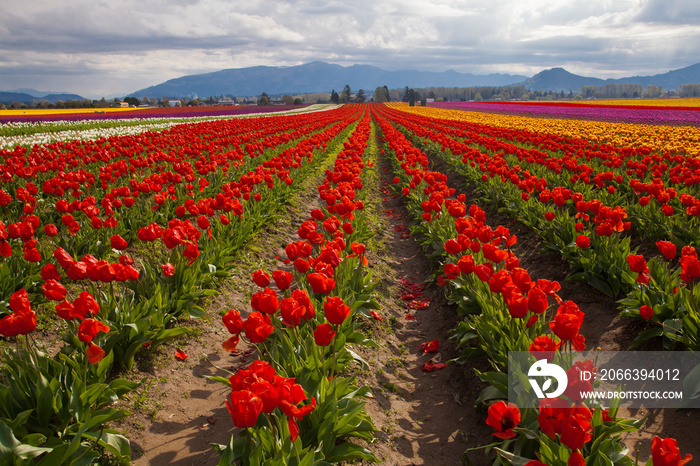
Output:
1,99,699,465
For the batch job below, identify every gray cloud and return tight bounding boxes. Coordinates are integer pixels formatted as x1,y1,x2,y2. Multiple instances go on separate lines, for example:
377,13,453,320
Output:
0,0,697,98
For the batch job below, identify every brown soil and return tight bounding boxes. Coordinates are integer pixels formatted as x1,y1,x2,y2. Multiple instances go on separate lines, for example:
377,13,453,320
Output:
108,135,699,466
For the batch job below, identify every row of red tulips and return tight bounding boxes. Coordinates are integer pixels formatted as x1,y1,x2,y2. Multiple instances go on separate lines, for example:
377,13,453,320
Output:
209,107,382,464
371,103,691,465
0,106,366,464
378,104,700,355
384,106,700,251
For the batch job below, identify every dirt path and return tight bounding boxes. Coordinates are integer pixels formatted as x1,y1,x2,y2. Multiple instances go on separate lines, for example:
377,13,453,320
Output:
350,155,492,465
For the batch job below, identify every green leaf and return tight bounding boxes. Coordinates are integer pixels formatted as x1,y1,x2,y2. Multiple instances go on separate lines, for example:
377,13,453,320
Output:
628,328,663,349
83,431,131,461
205,375,232,386
325,442,378,462
474,385,507,407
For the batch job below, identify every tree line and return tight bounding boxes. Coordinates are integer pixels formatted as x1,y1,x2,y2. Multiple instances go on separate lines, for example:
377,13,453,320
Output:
6,82,700,110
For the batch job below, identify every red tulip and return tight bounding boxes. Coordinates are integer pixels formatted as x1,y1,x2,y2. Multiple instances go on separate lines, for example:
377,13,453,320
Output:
444,238,462,255
559,413,592,451
196,215,210,230
568,450,585,466
225,390,263,429
656,241,677,260
537,397,570,439
0,309,36,337
291,289,315,320
575,235,590,249
86,342,106,364
9,289,31,313
313,323,336,346
549,313,582,341
640,305,654,320
182,241,199,264
252,269,271,288
161,263,175,276
272,270,292,290
72,291,99,319
529,335,560,361
651,436,693,466
486,401,521,440
0,241,11,257
110,234,128,250
66,261,88,281
243,312,274,343
222,309,243,334
44,224,58,236
307,272,335,294
53,247,75,269
324,296,351,325
280,298,306,327
250,287,279,314
77,318,110,343
40,263,61,281
627,254,648,273
42,279,67,301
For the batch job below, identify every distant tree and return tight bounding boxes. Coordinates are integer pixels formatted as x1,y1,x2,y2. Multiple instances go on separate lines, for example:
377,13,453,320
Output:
373,86,389,102
330,89,339,104
402,87,419,105
679,84,700,97
282,95,294,105
355,89,366,103
293,98,303,105
259,92,271,105
339,84,352,103
124,97,140,107
643,85,662,98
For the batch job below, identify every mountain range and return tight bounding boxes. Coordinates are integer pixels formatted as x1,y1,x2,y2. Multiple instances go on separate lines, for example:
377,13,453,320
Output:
522,63,700,92
3,62,699,104
128,61,528,98
0,89,86,105
127,61,700,99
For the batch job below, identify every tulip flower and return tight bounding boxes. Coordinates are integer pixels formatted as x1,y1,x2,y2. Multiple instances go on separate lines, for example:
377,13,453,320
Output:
323,296,351,325
486,401,521,440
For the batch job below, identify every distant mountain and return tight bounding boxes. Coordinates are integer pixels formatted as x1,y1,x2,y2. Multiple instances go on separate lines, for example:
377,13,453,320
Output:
128,61,528,99
519,68,604,92
615,63,700,89
519,63,700,92
0,90,85,105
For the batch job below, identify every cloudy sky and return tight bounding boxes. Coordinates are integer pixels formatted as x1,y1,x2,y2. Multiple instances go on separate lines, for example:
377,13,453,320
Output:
1,0,698,98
